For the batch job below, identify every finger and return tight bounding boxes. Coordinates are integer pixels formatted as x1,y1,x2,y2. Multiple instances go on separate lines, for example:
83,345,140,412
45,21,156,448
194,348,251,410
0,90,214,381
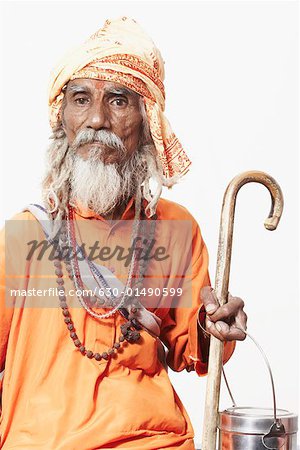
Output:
215,320,237,341
206,318,246,342
200,286,220,315
209,297,244,322
215,321,230,335
216,310,247,341
206,317,225,341
236,310,248,332
228,293,245,312
228,293,247,329
225,324,247,341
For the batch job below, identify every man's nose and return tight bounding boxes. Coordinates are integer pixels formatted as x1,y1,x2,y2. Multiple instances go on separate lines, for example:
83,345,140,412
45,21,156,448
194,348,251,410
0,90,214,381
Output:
87,102,110,130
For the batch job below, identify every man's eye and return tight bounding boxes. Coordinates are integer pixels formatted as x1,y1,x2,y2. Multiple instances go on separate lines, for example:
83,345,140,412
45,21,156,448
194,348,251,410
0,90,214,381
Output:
111,98,128,107
74,97,89,105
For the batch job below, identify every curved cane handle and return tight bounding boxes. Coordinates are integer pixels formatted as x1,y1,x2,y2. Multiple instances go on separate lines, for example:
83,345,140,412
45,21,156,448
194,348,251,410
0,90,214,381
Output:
201,171,284,450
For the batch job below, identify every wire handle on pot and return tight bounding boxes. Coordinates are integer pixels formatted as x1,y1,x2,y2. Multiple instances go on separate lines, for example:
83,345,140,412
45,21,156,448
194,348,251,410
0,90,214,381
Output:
228,324,286,449
224,324,279,423
199,317,287,449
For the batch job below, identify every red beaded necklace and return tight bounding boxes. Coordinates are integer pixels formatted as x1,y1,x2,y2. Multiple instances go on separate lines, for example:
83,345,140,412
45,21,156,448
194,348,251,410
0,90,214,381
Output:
54,201,157,362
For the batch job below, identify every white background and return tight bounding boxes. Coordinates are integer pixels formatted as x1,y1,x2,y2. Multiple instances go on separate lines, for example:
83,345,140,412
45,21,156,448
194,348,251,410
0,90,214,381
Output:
0,1,299,447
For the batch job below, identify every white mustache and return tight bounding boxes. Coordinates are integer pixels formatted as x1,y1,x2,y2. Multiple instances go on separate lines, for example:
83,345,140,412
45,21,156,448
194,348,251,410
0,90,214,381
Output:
71,129,126,154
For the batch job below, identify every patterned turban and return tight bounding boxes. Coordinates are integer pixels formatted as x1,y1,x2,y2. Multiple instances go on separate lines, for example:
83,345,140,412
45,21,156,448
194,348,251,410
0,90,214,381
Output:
48,16,191,179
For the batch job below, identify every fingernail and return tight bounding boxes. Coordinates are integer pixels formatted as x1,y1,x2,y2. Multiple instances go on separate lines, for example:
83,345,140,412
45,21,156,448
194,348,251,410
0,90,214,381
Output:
205,304,216,313
216,323,223,332
206,319,212,328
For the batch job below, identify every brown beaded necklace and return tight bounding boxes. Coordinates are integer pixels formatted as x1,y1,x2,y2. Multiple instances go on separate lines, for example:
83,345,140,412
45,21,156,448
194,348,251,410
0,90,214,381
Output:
53,201,157,363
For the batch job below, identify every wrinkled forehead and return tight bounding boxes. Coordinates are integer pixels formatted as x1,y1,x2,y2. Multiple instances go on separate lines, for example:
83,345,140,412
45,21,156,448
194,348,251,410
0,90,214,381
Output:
63,78,141,99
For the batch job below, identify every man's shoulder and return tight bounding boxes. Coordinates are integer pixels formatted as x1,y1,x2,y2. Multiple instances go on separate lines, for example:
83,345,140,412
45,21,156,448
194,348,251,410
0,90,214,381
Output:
156,198,202,242
156,197,205,242
156,197,197,222
4,209,42,229
1,208,44,243
7,210,37,221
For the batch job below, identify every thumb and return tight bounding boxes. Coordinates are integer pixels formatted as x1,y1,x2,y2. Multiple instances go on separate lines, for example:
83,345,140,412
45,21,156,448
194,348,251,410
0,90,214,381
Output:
200,286,219,315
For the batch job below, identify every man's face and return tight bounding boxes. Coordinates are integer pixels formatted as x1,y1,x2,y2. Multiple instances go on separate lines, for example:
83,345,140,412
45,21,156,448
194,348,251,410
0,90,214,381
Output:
62,79,144,164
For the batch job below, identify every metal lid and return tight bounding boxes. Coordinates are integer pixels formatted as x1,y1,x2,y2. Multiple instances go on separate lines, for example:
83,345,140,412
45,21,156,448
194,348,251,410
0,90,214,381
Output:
219,407,298,434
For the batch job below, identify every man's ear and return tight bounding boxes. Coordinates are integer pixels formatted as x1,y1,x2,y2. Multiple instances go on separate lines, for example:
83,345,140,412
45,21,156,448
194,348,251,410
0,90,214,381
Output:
59,85,68,131
55,112,65,133
57,112,63,129
59,106,66,131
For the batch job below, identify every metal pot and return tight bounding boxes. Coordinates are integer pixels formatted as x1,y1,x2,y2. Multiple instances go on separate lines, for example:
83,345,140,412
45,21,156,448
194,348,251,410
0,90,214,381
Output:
218,407,298,450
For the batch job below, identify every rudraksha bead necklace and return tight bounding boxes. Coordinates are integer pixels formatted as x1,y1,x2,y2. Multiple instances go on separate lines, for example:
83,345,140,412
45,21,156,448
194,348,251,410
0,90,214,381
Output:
72,206,155,311
66,204,139,319
54,259,141,361
53,198,157,361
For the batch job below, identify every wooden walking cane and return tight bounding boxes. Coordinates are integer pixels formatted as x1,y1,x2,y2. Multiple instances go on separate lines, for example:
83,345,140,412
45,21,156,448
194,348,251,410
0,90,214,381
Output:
201,170,284,450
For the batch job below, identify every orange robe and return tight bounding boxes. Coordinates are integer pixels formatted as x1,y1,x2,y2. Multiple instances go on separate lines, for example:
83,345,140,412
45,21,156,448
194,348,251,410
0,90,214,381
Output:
0,197,235,449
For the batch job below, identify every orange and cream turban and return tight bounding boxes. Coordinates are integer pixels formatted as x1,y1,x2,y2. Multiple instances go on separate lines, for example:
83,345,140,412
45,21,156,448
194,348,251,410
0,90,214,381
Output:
49,16,191,179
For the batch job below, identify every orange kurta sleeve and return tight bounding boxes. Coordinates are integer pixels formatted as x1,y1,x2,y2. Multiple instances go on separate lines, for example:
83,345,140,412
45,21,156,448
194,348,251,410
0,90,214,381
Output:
159,218,235,376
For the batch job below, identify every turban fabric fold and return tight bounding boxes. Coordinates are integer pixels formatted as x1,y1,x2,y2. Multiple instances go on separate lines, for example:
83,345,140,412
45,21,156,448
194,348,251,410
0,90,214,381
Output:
48,16,191,179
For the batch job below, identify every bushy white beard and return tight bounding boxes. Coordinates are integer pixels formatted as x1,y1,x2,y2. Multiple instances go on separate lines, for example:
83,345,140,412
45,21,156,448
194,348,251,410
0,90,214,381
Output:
70,154,132,216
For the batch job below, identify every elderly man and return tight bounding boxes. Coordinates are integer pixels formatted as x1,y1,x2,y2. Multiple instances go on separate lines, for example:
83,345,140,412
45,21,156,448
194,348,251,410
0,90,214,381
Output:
0,17,247,450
